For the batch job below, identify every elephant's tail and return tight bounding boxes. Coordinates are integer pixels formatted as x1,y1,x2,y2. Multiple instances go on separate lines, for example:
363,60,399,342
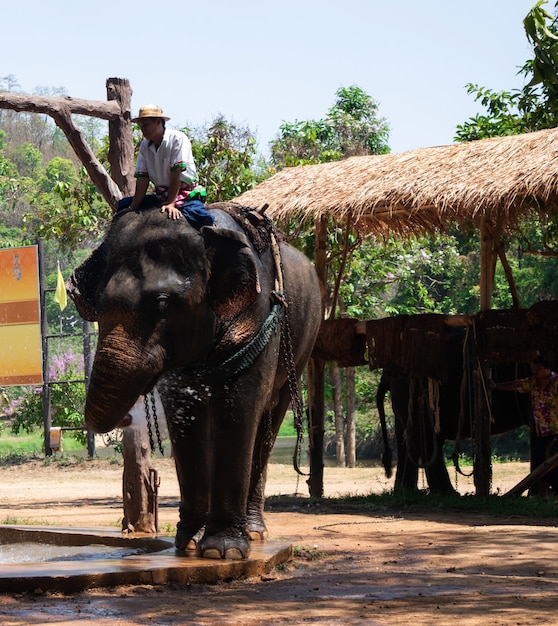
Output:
377,372,393,479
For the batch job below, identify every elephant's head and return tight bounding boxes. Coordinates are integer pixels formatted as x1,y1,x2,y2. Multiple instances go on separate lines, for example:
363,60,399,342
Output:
79,207,261,433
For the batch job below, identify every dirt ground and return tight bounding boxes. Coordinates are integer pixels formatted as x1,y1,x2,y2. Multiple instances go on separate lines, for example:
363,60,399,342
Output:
1,457,558,625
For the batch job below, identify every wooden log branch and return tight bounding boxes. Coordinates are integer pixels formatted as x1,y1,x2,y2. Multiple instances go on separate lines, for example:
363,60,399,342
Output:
503,450,558,497
485,221,521,309
0,92,122,120
106,78,135,196
50,105,122,209
0,85,131,210
354,314,471,336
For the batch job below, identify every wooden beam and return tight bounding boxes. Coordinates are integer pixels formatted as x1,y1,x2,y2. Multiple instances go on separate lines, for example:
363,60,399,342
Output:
503,450,558,497
479,216,497,311
0,92,122,120
306,215,328,498
50,106,122,209
354,314,471,336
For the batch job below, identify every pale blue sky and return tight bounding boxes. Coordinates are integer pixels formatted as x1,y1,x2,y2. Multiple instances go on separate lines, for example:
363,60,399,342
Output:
2,0,538,155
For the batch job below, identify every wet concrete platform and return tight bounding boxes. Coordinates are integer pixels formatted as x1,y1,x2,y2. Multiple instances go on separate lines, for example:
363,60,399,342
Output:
0,525,292,592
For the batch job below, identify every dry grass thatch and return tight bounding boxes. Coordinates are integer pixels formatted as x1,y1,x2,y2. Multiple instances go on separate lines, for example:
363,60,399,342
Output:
235,127,558,235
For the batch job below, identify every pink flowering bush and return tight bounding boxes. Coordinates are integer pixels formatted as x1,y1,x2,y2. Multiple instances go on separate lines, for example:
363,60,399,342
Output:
6,350,87,443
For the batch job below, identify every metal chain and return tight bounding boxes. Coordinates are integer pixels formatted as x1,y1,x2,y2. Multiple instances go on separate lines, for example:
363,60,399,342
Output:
280,306,308,476
264,215,308,477
144,392,164,456
150,391,164,455
144,394,154,452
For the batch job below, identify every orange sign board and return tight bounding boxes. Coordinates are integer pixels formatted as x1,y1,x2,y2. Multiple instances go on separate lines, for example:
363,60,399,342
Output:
0,246,43,386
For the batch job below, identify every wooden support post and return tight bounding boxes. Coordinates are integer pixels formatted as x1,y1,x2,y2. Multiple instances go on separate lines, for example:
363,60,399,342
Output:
121,427,157,533
479,216,497,312
306,215,327,498
474,218,497,495
503,451,558,497
306,357,325,497
106,78,135,199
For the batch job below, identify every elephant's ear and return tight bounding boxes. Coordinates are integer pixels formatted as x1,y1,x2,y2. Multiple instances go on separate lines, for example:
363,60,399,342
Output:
202,226,261,321
66,244,107,322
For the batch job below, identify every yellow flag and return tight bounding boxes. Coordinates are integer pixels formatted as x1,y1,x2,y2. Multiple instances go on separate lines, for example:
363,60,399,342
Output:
54,261,67,311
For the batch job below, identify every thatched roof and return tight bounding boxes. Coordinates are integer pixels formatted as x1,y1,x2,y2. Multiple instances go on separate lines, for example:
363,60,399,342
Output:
235,127,558,235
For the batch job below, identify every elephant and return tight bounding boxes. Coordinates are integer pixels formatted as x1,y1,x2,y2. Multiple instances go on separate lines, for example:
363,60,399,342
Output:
69,202,322,559
377,327,532,494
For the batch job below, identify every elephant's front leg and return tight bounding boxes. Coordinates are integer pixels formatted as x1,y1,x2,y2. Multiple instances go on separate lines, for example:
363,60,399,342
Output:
173,433,211,550
158,377,211,551
197,418,254,559
198,378,270,560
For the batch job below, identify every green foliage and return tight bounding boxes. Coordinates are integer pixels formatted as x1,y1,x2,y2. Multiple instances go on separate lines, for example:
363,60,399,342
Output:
456,2,558,142
270,85,389,168
38,156,78,193
278,416,297,438
26,165,111,252
9,142,42,178
329,85,391,157
0,223,31,248
5,350,87,444
0,430,85,460
271,119,341,167
524,0,558,86
188,115,260,202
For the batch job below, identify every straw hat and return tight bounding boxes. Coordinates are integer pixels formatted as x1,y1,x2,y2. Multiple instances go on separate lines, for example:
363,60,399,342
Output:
131,104,170,122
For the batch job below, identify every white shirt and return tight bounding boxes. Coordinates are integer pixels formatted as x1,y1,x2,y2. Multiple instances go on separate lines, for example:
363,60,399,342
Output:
135,127,197,188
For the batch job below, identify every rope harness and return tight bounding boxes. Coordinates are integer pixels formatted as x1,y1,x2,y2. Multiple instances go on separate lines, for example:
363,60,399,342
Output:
144,214,307,468
404,377,439,470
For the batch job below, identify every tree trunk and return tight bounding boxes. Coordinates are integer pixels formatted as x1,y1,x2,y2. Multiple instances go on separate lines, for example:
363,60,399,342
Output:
306,215,328,498
121,427,158,534
345,366,356,468
307,356,325,498
331,363,346,468
106,78,135,198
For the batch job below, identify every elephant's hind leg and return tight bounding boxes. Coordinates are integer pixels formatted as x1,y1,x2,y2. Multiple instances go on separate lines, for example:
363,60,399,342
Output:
175,523,204,551
246,469,268,541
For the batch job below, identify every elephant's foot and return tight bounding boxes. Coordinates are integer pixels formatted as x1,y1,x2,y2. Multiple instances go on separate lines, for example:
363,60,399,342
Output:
175,524,205,551
247,528,268,541
197,531,251,560
245,519,268,541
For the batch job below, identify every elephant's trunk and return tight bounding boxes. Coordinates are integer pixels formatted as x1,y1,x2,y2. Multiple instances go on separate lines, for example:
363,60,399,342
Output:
85,322,164,433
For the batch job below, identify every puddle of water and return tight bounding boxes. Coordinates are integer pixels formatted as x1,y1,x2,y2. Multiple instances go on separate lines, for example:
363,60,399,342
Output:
0,542,147,565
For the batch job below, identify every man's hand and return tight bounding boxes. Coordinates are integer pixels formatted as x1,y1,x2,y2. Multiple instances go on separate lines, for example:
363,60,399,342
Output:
161,204,183,220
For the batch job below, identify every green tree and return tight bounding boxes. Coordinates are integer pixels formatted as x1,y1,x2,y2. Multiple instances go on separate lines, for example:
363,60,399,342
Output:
187,115,260,201
270,85,390,168
26,165,110,252
9,142,43,178
38,156,78,193
455,1,558,141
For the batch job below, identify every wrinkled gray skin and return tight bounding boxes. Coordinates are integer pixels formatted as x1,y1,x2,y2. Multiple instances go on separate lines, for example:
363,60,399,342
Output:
75,203,322,560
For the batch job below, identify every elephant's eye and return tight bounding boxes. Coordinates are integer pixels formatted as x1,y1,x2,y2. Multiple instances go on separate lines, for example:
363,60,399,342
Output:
156,294,170,317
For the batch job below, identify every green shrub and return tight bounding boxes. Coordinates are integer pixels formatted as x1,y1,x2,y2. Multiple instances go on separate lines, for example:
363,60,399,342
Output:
5,349,86,444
